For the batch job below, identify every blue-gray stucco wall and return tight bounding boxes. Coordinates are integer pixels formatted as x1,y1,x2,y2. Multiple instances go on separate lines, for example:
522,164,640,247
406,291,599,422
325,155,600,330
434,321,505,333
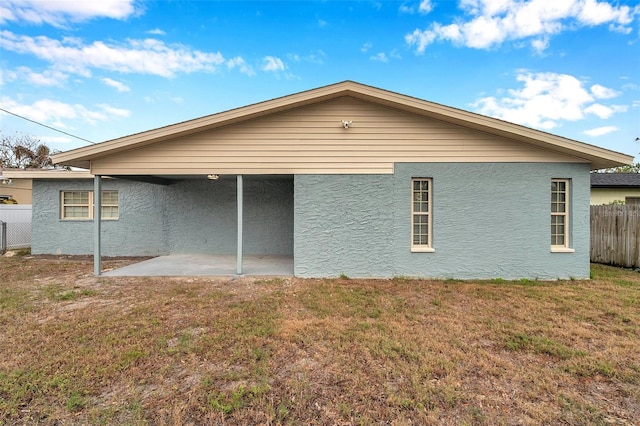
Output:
32,177,293,256
294,163,591,279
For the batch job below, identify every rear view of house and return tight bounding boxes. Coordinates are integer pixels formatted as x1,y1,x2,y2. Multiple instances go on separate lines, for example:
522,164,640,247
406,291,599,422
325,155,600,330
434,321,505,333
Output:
23,81,633,279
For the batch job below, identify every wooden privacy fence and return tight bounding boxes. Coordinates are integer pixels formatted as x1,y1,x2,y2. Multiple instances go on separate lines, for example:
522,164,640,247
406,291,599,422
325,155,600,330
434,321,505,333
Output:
590,205,640,268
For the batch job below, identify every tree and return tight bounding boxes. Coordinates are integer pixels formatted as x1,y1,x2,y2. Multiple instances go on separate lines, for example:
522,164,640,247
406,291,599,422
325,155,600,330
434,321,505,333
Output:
593,138,640,173
595,163,640,173
0,132,54,169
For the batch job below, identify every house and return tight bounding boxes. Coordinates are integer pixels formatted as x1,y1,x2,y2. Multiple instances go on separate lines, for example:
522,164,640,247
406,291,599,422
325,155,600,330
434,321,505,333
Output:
24,81,634,279
0,168,33,204
590,173,640,205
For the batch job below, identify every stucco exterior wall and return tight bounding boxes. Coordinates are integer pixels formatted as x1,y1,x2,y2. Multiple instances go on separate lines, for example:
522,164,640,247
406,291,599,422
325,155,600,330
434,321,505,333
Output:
32,179,168,256
590,188,640,205
32,177,293,256
294,163,591,279
164,178,293,255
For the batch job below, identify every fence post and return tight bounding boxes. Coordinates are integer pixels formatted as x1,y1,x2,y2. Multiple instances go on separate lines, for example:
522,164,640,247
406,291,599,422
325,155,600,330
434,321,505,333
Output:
0,221,6,254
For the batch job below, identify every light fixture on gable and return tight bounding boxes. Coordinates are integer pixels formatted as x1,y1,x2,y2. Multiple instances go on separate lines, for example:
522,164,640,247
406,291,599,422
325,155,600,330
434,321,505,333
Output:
341,120,352,129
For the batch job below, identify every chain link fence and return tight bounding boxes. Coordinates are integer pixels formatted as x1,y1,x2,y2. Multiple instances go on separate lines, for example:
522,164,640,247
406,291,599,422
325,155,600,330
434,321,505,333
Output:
1,221,31,252
0,205,32,253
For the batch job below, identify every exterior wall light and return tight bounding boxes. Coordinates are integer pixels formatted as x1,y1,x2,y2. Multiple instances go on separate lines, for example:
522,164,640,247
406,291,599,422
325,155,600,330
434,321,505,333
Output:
207,174,219,180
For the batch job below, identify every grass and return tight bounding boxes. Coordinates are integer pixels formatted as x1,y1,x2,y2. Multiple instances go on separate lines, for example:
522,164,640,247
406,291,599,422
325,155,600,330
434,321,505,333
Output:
0,256,639,425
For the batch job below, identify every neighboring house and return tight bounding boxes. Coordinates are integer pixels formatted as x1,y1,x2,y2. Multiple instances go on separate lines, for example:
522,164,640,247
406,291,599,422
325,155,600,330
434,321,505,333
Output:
590,173,640,205
23,81,635,279
0,168,33,204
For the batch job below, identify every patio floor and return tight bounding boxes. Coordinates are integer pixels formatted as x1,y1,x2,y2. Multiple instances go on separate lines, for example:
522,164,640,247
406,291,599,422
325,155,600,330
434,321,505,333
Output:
102,254,294,277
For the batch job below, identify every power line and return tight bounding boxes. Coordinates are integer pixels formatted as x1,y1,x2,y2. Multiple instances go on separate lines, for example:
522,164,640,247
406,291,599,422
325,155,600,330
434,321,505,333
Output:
0,107,96,144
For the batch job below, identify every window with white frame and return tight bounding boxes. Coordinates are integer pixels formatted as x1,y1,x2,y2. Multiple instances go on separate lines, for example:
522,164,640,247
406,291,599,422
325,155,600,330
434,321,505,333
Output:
551,179,569,248
411,178,433,251
101,190,119,219
61,190,119,220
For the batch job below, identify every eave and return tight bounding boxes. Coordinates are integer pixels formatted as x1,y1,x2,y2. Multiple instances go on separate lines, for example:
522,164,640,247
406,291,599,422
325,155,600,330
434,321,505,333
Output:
51,81,634,171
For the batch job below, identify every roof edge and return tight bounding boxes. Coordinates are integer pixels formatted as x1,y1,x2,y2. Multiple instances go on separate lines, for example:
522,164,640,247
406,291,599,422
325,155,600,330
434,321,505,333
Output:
50,80,635,170
2,169,94,179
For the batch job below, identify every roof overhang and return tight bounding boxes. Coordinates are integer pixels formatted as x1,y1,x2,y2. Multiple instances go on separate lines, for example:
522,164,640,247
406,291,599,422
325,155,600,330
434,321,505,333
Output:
51,81,634,171
1,169,94,179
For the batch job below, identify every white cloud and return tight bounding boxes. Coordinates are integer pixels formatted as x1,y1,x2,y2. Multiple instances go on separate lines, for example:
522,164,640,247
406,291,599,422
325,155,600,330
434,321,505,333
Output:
98,104,131,118
226,57,255,77
584,103,613,119
0,0,138,26
406,0,639,53
591,84,620,99
584,126,618,137
419,0,434,14
287,51,325,65
361,43,373,52
400,0,434,14
101,77,130,92
262,56,285,72
578,0,635,25
147,28,166,35
404,28,437,52
0,96,131,128
370,50,401,62
584,103,627,118
0,68,14,86
10,66,68,87
371,53,389,62
0,31,226,78
399,4,414,14
472,71,625,130
530,37,549,53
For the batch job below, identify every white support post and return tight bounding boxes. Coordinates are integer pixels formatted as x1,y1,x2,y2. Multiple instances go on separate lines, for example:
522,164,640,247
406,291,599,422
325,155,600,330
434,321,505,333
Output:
237,174,243,275
93,175,102,276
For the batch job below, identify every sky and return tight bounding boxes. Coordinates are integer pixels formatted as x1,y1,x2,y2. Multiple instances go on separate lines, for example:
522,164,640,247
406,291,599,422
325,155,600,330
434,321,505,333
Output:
1,0,639,164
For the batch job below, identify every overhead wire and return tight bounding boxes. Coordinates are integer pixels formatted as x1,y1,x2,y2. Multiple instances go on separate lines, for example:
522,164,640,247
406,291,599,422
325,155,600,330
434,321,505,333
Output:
0,107,96,144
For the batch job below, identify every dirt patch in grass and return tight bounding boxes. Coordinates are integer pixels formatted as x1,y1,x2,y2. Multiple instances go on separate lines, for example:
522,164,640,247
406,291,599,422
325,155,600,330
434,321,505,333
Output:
1,256,639,425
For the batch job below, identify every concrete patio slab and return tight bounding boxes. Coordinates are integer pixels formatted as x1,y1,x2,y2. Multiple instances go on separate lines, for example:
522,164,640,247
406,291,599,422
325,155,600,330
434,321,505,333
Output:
102,254,294,277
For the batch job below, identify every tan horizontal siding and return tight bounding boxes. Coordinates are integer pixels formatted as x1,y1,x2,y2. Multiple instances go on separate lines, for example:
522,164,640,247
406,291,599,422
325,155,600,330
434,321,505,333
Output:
91,97,586,175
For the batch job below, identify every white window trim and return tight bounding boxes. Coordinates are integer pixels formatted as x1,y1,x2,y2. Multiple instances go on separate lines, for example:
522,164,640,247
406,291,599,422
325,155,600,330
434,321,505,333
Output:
100,190,119,220
550,247,575,253
411,177,434,253
551,179,572,252
60,190,119,221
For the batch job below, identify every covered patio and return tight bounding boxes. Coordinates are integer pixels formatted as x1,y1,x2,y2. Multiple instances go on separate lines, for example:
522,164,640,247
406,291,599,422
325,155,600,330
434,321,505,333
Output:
102,254,294,277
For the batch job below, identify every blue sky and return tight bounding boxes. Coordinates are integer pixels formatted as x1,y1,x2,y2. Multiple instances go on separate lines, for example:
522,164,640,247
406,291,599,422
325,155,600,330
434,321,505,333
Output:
1,0,639,163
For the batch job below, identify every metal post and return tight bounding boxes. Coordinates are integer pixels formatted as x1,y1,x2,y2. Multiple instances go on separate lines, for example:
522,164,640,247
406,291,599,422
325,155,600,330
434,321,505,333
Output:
237,174,243,275
94,176,102,276
0,221,6,254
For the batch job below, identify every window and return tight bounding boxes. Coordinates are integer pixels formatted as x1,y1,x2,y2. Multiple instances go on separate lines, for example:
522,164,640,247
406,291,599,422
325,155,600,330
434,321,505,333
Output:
626,197,640,205
62,191,90,219
411,178,434,252
101,191,119,219
551,179,572,251
61,190,119,220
